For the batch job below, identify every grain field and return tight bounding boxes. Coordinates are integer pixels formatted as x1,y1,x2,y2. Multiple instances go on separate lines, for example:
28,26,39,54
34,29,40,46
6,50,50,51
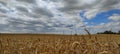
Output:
0,34,120,54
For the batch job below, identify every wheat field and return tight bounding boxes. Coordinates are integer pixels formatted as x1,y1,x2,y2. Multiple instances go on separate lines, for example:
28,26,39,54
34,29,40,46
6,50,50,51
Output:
0,34,120,54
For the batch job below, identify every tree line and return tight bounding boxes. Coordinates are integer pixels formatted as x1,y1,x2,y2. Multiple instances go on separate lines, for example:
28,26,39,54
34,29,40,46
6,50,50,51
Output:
97,30,120,34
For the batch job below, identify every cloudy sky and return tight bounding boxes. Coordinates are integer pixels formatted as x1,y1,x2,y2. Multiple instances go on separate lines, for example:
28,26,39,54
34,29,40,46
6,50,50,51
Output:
0,0,120,34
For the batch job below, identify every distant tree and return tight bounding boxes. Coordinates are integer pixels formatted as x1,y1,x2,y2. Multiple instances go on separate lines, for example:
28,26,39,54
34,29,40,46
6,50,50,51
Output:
118,30,120,34
103,30,113,34
74,34,77,36
97,30,117,34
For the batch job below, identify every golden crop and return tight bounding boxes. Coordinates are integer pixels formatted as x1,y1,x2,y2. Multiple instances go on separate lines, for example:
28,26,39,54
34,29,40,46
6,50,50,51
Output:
0,34,120,54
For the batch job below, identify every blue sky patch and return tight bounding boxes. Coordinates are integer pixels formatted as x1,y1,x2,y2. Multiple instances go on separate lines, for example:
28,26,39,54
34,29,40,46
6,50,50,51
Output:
80,9,120,26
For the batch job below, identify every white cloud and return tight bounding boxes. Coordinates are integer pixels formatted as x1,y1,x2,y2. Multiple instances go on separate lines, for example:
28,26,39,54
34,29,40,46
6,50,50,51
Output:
88,22,120,33
84,9,99,19
83,0,120,20
0,17,9,24
109,14,120,21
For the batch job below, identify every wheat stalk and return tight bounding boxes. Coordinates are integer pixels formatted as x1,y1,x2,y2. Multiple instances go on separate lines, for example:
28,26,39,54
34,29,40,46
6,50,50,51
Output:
84,28,91,39
0,39,2,48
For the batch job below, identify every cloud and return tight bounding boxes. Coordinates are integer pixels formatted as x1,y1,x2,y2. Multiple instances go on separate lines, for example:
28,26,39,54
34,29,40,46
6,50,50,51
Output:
0,0,120,34
0,2,9,13
109,14,120,21
59,0,120,19
0,1,6,5
0,17,9,24
113,3,120,9
32,7,54,17
16,0,36,4
83,0,120,19
59,0,98,12
15,6,29,13
87,22,120,33
83,9,99,19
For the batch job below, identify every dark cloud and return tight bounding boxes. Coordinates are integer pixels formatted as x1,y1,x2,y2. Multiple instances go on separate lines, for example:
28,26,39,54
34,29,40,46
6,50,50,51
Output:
32,7,54,17
2,16,73,33
15,6,53,18
99,0,119,8
16,6,29,13
3,17,57,33
4,18,42,32
63,0,79,5
25,13,42,18
59,0,98,12
7,18,26,25
0,2,8,13
0,24,8,30
0,8,8,13
16,0,36,4
59,0,120,12
0,1,6,5
44,0,59,2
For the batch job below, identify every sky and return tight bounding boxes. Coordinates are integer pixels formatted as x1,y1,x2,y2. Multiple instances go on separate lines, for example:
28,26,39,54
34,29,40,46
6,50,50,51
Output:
0,0,120,34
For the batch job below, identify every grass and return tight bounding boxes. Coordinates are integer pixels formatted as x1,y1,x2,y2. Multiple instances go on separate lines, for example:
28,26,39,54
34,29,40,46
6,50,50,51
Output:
0,33,120,54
